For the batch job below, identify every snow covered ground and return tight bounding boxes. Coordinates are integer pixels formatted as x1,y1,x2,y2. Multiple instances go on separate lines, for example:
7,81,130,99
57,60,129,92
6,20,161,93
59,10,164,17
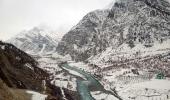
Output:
118,79,170,100
26,90,47,100
31,42,170,100
91,91,119,100
36,54,77,91
67,61,170,100
130,79,170,90
89,40,170,67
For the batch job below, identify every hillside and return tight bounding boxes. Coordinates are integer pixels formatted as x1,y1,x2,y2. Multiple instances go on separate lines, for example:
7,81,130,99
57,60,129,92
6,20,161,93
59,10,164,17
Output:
57,0,170,62
54,0,170,99
0,41,77,100
0,79,31,100
7,0,170,100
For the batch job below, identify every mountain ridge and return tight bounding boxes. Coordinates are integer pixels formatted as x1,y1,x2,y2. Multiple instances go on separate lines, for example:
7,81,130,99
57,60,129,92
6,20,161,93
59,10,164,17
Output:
8,26,59,55
57,0,170,62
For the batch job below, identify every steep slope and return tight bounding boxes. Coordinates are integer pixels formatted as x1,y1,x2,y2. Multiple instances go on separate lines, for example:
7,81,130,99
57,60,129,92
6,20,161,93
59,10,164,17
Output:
9,26,59,55
0,41,77,100
0,79,30,100
0,41,47,91
57,10,110,61
55,1,170,99
57,0,170,62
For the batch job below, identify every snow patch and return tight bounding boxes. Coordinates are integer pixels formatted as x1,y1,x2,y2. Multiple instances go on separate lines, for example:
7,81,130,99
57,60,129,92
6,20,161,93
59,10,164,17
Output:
0,45,5,50
131,79,170,90
26,90,47,100
25,63,34,70
60,87,68,100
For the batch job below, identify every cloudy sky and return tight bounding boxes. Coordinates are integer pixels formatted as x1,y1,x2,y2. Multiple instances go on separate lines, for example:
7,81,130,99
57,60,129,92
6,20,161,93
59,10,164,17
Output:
0,0,114,41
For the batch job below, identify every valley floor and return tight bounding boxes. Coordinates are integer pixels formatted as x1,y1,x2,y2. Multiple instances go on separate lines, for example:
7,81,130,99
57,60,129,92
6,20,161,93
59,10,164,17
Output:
34,51,170,100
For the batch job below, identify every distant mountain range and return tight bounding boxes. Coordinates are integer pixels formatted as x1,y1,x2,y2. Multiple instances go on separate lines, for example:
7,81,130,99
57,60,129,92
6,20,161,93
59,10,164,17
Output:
8,26,59,55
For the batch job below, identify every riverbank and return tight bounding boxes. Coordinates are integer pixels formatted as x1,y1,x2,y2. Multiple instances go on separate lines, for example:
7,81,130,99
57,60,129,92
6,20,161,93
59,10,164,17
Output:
59,62,122,100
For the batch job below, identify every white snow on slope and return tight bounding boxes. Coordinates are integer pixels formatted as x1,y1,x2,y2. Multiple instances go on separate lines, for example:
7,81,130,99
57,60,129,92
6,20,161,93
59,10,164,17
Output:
26,90,47,100
60,87,68,100
39,44,46,55
91,91,118,100
89,39,170,67
131,79,170,90
0,45,5,50
118,79,170,100
37,54,77,91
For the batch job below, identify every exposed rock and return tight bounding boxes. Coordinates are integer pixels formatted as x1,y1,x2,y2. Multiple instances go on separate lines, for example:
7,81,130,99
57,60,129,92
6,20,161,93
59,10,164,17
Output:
57,0,170,62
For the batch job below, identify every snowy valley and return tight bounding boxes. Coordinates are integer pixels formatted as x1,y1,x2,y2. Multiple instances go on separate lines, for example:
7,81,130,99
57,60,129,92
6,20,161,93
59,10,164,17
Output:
1,0,170,100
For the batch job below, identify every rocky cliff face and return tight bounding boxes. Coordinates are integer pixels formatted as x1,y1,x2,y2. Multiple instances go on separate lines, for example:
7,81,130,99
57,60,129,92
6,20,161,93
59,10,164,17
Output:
57,0,170,62
57,10,110,61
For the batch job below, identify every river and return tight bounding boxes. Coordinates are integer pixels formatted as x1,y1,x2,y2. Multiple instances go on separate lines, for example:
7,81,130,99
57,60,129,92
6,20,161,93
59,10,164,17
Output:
60,62,122,100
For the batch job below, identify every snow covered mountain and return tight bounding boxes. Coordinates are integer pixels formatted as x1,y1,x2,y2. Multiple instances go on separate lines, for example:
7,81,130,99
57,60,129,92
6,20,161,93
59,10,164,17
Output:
55,1,170,99
57,0,170,62
5,0,170,99
8,26,59,55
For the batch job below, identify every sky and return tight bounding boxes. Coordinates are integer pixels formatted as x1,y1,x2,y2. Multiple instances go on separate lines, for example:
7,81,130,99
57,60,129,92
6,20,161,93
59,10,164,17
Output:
0,0,114,41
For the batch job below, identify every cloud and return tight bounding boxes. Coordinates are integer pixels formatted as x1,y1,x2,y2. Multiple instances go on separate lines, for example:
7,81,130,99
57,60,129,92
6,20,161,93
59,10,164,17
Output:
0,0,114,40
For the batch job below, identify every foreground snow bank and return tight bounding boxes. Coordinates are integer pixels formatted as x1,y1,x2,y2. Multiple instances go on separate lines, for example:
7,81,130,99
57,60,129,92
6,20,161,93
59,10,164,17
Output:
27,90,47,100
119,79,170,100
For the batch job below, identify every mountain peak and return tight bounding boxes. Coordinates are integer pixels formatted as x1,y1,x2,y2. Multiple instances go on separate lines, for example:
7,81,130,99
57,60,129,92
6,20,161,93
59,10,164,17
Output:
8,26,59,55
